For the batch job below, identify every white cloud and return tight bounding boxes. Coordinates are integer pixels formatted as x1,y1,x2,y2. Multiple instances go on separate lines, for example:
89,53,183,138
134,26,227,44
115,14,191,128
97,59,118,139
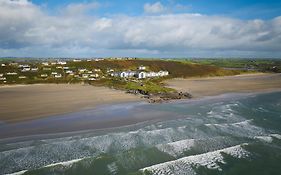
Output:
0,0,281,58
144,2,166,14
63,2,100,16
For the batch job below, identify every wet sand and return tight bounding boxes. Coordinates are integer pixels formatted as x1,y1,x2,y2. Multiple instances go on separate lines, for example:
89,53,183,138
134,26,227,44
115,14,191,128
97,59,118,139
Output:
0,84,143,123
165,73,281,98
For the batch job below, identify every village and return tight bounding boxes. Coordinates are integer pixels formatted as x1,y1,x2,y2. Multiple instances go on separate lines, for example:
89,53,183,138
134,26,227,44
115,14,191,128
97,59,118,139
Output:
0,58,197,103
0,58,170,84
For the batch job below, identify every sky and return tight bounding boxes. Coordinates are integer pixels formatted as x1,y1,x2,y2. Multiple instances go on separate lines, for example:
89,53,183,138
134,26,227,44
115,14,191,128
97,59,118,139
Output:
0,0,281,58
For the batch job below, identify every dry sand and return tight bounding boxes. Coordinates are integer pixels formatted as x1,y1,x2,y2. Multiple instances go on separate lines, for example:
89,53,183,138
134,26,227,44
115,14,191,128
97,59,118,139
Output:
0,84,142,123
165,73,281,98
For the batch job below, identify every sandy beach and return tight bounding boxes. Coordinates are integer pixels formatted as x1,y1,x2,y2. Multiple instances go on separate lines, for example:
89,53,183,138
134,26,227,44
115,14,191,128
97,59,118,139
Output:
165,73,281,98
1,73,281,124
0,84,142,123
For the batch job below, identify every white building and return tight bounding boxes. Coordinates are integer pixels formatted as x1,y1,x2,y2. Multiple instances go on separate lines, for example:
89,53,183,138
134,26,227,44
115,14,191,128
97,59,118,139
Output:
18,64,30,68
82,74,89,78
94,69,101,72
137,71,169,79
107,69,114,73
42,62,49,66
51,72,58,75
138,72,146,79
138,66,146,70
0,77,6,80
57,61,67,65
6,72,18,75
111,71,136,78
73,59,81,62
121,71,136,78
31,68,38,72
9,63,18,66
78,68,87,73
65,70,73,74
111,68,169,79
89,74,99,78
158,71,169,76
55,74,62,78
21,68,31,72
1,63,6,67
0,74,3,77
41,74,48,78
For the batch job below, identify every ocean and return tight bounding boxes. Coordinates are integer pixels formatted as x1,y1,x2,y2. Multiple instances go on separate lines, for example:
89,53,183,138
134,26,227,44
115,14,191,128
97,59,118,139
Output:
1,91,281,175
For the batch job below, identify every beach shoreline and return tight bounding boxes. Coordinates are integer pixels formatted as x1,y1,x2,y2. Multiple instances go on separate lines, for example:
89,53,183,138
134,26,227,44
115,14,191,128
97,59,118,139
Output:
1,73,281,124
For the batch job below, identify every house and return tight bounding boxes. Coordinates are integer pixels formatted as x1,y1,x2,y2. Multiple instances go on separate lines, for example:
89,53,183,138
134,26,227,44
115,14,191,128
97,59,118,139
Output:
137,71,169,79
158,71,169,76
138,66,146,70
0,74,3,77
106,69,114,73
31,68,38,72
18,64,30,68
21,68,31,72
138,71,146,79
111,67,169,79
0,77,6,80
89,74,99,78
73,59,81,62
40,74,48,78
121,71,136,78
63,67,69,70
65,70,73,74
1,63,6,67
78,68,87,73
6,72,18,75
88,78,96,81
51,72,58,75
57,61,67,65
55,74,62,78
82,74,89,78
94,69,101,72
9,63,18,66
42,62,49,66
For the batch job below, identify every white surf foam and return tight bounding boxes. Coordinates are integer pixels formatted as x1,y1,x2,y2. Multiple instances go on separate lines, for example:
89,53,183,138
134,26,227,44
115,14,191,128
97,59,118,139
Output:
156,139,195,157
44,157,86,168
254,136,273,143
270,134,281,140
142,144,249,175
5,170,27,175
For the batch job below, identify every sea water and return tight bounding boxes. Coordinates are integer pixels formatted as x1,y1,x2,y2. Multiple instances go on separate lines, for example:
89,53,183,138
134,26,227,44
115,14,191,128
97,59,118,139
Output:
1,91,281,175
